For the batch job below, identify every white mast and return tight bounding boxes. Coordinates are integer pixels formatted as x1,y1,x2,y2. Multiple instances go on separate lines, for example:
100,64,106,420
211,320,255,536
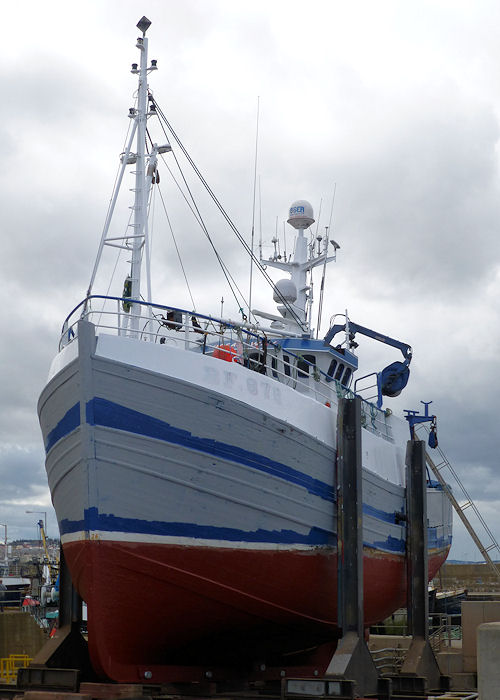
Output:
129,17,151,334
262,200,338,334
84,17,169,335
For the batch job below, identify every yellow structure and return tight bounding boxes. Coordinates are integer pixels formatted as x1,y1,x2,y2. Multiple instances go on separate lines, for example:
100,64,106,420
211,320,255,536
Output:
0,653,32,683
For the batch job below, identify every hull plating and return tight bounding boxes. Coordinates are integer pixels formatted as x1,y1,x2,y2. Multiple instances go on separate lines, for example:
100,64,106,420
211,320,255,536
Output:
65,539,449,682
38,322,453,682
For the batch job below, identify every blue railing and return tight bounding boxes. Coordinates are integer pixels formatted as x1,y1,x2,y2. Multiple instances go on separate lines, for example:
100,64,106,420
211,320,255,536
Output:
59,295,394,441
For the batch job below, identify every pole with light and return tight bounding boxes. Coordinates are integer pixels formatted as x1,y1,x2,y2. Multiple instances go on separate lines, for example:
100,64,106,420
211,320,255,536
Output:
25,511,47,539
0,523,6,566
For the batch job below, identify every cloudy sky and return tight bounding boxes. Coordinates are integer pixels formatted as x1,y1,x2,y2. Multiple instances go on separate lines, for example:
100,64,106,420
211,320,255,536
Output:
1,0,500,561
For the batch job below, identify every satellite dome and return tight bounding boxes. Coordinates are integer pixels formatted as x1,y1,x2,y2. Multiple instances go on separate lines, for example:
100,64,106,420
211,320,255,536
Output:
273,279,297,303
287,200,314,230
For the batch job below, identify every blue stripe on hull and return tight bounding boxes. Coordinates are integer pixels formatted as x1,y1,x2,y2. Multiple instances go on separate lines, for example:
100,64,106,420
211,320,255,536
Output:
60,507,450,552
46,397,335,501
45,402,80,452
45,398,450,552
60,507,336,544
88,397,335,501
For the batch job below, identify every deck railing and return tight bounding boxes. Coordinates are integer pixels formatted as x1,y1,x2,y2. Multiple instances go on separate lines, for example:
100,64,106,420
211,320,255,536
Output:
0,655,32,684
59,295,394,442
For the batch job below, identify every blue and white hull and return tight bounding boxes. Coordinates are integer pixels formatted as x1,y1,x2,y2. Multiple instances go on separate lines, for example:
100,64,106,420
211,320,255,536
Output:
38,319,452,681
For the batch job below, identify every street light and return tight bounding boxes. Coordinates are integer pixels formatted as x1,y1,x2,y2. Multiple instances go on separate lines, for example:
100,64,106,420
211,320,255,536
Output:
0,523,6,566
25,511,47,539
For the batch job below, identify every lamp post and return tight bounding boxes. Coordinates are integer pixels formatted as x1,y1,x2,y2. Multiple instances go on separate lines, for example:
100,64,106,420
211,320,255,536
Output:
25,511,47,539
0,523,6,566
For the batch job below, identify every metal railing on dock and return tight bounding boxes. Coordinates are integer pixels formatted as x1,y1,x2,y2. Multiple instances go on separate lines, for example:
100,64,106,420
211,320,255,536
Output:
370,646,407,676
429,613,462,652
0,655,32,684
58,295,395,442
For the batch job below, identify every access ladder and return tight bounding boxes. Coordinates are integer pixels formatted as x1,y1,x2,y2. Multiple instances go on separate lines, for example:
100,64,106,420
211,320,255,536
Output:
416,424,500,580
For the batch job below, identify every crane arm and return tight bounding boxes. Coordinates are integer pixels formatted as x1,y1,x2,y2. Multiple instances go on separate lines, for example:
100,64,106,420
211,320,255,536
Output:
324,320,412,365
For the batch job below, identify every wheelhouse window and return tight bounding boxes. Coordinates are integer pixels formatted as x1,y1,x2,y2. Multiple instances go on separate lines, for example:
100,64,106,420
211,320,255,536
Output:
271,356,279,379
334,363,345,381
247,351,262,372
297,354,316,378
326,358,337,383
283,354,291,376
342,367,352,386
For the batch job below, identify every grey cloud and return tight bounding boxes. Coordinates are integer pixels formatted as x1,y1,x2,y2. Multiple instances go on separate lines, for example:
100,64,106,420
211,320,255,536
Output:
325,107,500,302
0,446,46,502
2,0,500,557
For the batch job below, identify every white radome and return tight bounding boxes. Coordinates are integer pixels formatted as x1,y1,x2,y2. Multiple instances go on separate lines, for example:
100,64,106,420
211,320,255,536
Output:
273,278,297,303
287,200,315,230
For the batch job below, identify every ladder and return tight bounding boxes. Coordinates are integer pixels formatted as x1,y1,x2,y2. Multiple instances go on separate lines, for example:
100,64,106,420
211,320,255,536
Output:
415,424,500,581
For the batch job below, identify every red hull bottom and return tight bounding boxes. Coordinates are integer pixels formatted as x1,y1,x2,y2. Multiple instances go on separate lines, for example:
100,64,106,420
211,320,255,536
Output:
65,540,448,683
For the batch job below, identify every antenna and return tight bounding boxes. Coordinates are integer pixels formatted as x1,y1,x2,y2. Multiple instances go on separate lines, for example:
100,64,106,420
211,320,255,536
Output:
248,96,260,321
258,176,263,261
271,217,278,260
314,197,323,237
316,183,337,337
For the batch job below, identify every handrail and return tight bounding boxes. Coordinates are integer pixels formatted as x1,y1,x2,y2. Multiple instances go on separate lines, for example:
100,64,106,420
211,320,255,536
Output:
63,295,281,342
58,295,394,441
370,646,407,675
354,371,382,407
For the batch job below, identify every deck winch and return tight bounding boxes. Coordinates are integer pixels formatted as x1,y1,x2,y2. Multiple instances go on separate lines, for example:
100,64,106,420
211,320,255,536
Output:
404,400,439,447
380,359,410,397
324,318,412,405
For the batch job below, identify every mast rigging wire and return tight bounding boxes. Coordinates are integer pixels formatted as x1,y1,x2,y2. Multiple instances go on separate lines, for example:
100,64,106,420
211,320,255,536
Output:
155,181,196,311
258,176,263,262
153,146,250,315
248,96,260,322
145,127,197,310
86,97,138,302
148,104,248,318
168,148,249,317
316,183,336,337
149,95,306,330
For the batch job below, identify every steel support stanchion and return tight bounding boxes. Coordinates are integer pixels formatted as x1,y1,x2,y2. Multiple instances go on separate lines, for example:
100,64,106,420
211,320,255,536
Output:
324,397,386,698
392,439,446,695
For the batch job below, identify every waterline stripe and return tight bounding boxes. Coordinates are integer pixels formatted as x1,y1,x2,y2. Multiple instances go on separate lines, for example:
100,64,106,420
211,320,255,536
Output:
59,513,450,553
59,507,335,545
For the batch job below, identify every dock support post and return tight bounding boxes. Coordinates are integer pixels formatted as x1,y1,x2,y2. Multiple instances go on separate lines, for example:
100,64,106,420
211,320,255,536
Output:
396,439,444,694
324,397,384,698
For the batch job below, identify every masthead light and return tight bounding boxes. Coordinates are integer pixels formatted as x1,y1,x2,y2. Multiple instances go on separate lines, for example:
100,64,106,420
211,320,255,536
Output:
137,16,152,34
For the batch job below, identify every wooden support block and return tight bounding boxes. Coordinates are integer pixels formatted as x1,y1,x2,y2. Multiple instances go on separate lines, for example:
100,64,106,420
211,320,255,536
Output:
22,692,92,700
79,684,143,699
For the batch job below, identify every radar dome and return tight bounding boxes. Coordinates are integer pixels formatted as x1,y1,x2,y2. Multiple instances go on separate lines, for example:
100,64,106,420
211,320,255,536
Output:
287,200,314,230
273,279,297,303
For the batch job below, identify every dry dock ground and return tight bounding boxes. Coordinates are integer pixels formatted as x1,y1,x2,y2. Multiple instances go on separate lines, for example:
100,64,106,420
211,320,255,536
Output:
3,563,499,699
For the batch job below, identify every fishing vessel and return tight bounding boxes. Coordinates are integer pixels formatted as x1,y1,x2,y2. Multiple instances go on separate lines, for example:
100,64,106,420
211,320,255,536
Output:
38,18,452,683
0,526,30,607
0,565,30,608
